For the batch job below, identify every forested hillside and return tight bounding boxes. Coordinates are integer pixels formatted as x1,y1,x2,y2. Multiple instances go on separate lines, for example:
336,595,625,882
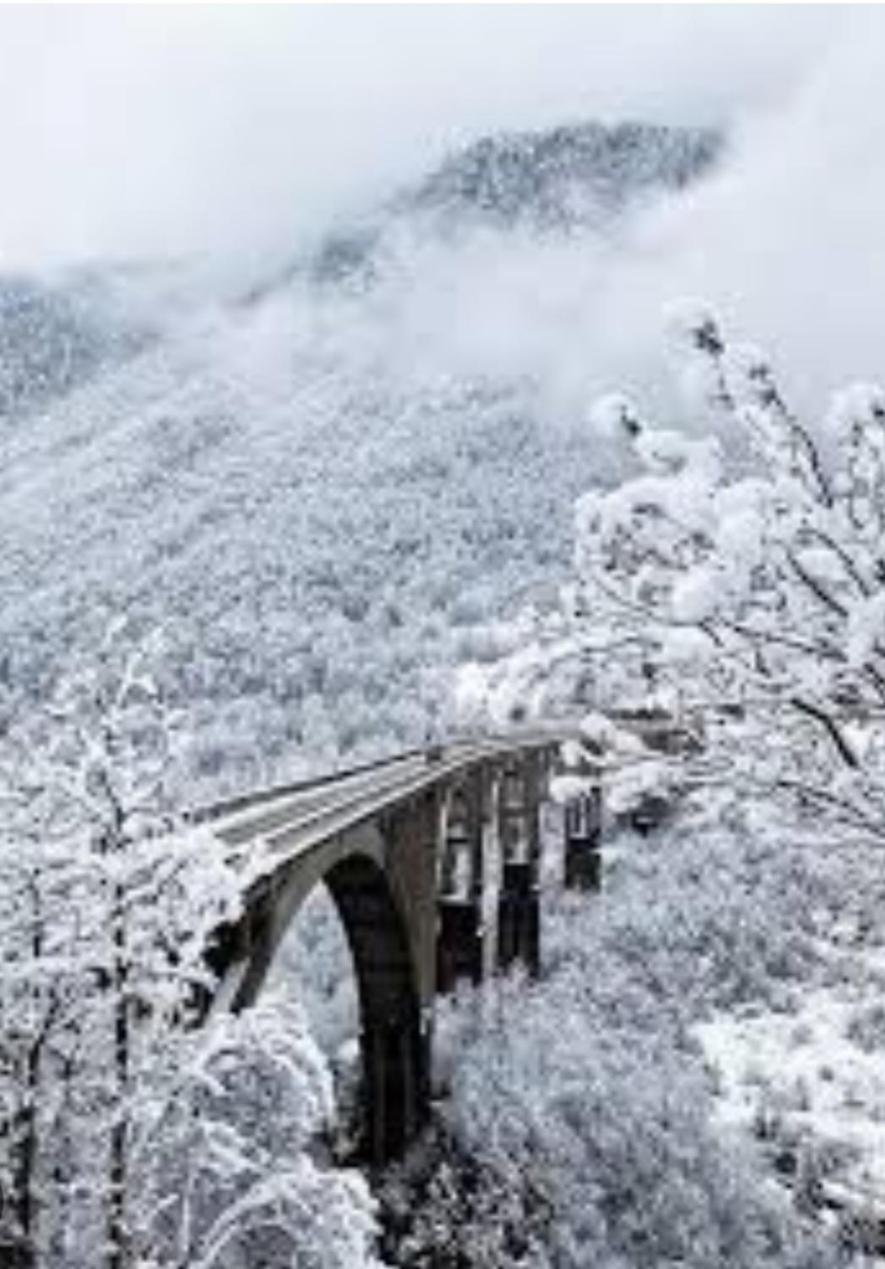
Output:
0,120,719,800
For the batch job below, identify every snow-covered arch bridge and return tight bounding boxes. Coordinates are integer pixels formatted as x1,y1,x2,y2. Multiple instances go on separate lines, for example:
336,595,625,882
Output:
197,729,602,1164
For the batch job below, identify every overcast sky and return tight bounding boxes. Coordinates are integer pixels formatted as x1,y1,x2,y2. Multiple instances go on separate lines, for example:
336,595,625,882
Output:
0,4,857,268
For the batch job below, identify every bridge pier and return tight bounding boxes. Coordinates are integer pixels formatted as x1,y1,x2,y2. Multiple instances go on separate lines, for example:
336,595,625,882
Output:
496,756,542,977
362,1004,430,1164
497,861,540,973
564,788,602,891
436,897,484,991
436,770,486,993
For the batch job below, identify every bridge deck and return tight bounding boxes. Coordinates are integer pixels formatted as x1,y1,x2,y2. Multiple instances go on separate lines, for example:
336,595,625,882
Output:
200,728,571,883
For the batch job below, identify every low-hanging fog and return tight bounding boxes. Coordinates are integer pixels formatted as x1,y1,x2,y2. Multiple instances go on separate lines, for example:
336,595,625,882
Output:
0,6,839,264
2,5,884,795
1,6,880,403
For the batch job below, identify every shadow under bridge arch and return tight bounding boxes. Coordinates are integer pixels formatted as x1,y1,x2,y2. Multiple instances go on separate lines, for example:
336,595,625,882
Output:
212,804,437,1165
324,853,430,1163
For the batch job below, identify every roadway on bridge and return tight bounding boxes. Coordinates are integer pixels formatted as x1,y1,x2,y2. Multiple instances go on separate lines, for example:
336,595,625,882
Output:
201,728,570,882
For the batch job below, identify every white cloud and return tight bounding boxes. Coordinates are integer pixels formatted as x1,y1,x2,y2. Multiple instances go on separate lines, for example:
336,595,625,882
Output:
596,9,885,409
3,5,884,414
0,4,843,268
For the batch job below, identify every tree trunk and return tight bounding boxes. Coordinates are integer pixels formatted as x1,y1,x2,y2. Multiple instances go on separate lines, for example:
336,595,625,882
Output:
7,873,50,1267
107,881,130,1269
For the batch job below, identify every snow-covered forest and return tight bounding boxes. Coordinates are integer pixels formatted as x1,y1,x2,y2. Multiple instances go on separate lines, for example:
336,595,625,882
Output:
3,6,885,1267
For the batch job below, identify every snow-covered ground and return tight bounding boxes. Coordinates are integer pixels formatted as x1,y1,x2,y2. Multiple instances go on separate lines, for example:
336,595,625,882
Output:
698,946,885,1228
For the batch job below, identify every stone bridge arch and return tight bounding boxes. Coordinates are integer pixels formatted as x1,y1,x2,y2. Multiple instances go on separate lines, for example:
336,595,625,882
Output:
208,790,438,1164
199,733,611,1164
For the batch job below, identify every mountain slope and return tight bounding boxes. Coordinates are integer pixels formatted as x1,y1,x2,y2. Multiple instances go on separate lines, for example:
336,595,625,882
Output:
0,118,721,799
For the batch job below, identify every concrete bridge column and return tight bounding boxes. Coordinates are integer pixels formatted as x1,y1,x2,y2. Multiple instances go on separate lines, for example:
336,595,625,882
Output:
362,1000,427,1163
496,753,542,976
436,768,485,993
368,793,438,1162
564,786,602,891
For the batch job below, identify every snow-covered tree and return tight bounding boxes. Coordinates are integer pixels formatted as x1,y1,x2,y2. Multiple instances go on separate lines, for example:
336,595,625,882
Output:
0,623,388,1269
0,624,242,1267
459,302,885,840
134,997,383,1269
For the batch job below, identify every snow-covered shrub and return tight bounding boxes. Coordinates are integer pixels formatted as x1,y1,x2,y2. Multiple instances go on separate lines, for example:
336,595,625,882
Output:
136,998,383,1269
0,627,383,1269
384,967,837,1269
844,1002,885,1055
380,1119,553,1269
553,814,824,1016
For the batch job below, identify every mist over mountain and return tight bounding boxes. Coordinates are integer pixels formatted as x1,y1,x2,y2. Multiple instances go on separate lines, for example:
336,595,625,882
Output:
403,120,719,226
0,119,720,798
309,120,720,287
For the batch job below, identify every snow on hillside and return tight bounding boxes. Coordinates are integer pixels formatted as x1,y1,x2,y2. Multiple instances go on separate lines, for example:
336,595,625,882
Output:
0,120,720,800
0,273,143,421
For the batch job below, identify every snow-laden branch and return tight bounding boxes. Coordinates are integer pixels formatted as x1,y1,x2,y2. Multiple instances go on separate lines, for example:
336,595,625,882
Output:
458,301,885,845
